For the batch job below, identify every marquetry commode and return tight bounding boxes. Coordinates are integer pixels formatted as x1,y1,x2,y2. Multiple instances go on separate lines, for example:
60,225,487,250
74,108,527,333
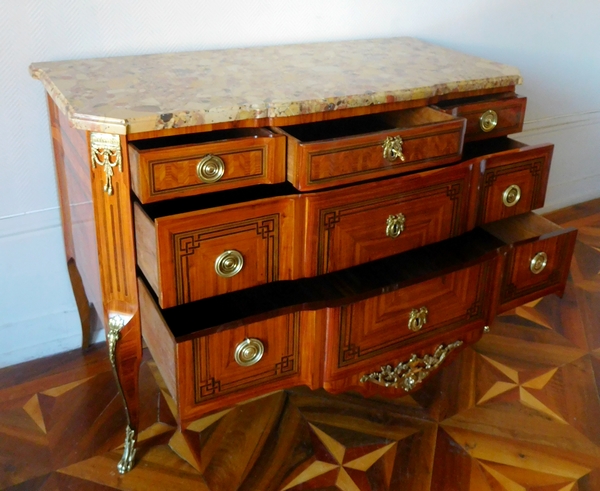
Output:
30,38,576,473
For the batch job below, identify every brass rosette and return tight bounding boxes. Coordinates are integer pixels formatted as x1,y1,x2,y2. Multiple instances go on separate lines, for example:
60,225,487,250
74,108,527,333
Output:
479,109,498,132
197,154,225,183
234,338,265,367
215,250,244,278
530,251,548,274
502,184,521,207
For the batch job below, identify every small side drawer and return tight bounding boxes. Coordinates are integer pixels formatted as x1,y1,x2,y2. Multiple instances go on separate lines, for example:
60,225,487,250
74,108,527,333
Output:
322,258,498,392
305,161,474,275
134,196,296,308
475,139,553,225
481,213,577,313
435,93,526,142
129,128,286,203
275,106,465,191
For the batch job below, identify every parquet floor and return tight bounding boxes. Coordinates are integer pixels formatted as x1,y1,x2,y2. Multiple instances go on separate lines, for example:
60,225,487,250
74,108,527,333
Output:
3,199,600,490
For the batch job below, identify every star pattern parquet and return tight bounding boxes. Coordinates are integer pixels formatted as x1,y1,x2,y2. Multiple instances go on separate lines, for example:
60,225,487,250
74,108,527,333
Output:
2,198,600,490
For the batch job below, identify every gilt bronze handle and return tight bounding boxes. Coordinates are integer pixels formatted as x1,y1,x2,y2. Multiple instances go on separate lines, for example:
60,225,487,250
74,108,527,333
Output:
386,213,406,238
382,136,405,162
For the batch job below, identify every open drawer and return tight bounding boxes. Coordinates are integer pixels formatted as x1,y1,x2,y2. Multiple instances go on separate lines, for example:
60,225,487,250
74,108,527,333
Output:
434,92,527,142
274,106,466,190
322,257,501,395
128,127,286,203
481,212,577,313
134,187,297,308
463,137,554,227
137,228,505,423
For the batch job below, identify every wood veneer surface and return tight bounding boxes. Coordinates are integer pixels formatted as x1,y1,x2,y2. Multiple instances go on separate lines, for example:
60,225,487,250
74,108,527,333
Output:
1,199,599,490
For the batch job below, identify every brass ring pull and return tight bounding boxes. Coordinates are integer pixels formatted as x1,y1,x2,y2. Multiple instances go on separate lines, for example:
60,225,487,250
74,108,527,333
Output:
530,251,548,274
382,136,405,162
480,109,498,132
234,338,264,367
196,154,225,183
386,213,405,238
408,307,428,332
502,184,521,207
360,341,463,392
214,250,244,278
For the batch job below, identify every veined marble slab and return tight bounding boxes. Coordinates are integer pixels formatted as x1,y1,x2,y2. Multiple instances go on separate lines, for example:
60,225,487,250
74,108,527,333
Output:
30,37,522,135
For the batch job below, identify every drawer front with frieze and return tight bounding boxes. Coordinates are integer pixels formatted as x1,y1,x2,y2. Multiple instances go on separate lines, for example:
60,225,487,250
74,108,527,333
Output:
305,162,474,276
135,197,296,308
323,258,496,387
129,128,286,203
277,106,465,191
186,314,301,403
476,140,553,225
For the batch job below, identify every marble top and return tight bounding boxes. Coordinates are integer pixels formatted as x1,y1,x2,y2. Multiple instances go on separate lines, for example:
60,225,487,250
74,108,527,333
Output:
30,37,522,135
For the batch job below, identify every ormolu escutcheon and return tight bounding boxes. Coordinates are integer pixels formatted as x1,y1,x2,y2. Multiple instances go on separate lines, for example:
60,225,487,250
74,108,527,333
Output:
382,136,405,162
197,154,225,183
408,306,428,332
234,338,265,366
480,109,498,132
386,213,406,238
502,184,521,207
215,250,244,278
530,251,548,274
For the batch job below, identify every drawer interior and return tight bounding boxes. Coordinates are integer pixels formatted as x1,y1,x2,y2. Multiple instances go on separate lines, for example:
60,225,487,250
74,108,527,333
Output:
462,136,529,161
275,107,457,143
434,92,522,110
139,182,297,219
129,127,275,151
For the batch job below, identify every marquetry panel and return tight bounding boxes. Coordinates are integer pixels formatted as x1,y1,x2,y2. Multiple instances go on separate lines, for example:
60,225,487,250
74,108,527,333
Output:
499,229,577,311
189,314,300,404
325,261,493,379
477,143,553,225
307,163,471,276
153,198,295,308
128,129,286,203
48,97,103,330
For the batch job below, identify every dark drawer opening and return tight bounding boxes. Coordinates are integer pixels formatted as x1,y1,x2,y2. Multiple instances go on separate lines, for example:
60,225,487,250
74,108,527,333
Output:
130,127,275,151
277,107,456,143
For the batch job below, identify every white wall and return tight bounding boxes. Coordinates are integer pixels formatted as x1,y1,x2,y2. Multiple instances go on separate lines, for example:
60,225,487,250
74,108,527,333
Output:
1,0,599,367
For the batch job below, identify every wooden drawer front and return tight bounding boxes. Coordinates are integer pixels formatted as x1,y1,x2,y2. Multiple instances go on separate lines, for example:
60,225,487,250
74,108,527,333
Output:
151,198,295,308
499,229,577,312
185,314,301,405
306,163,472,275
477,142,553,225
324,260,494,381
436,93,526,142
129,129,285,203
278,107,465,190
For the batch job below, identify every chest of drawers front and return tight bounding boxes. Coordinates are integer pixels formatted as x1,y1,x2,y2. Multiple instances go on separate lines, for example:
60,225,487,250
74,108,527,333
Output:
30,38,576,473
